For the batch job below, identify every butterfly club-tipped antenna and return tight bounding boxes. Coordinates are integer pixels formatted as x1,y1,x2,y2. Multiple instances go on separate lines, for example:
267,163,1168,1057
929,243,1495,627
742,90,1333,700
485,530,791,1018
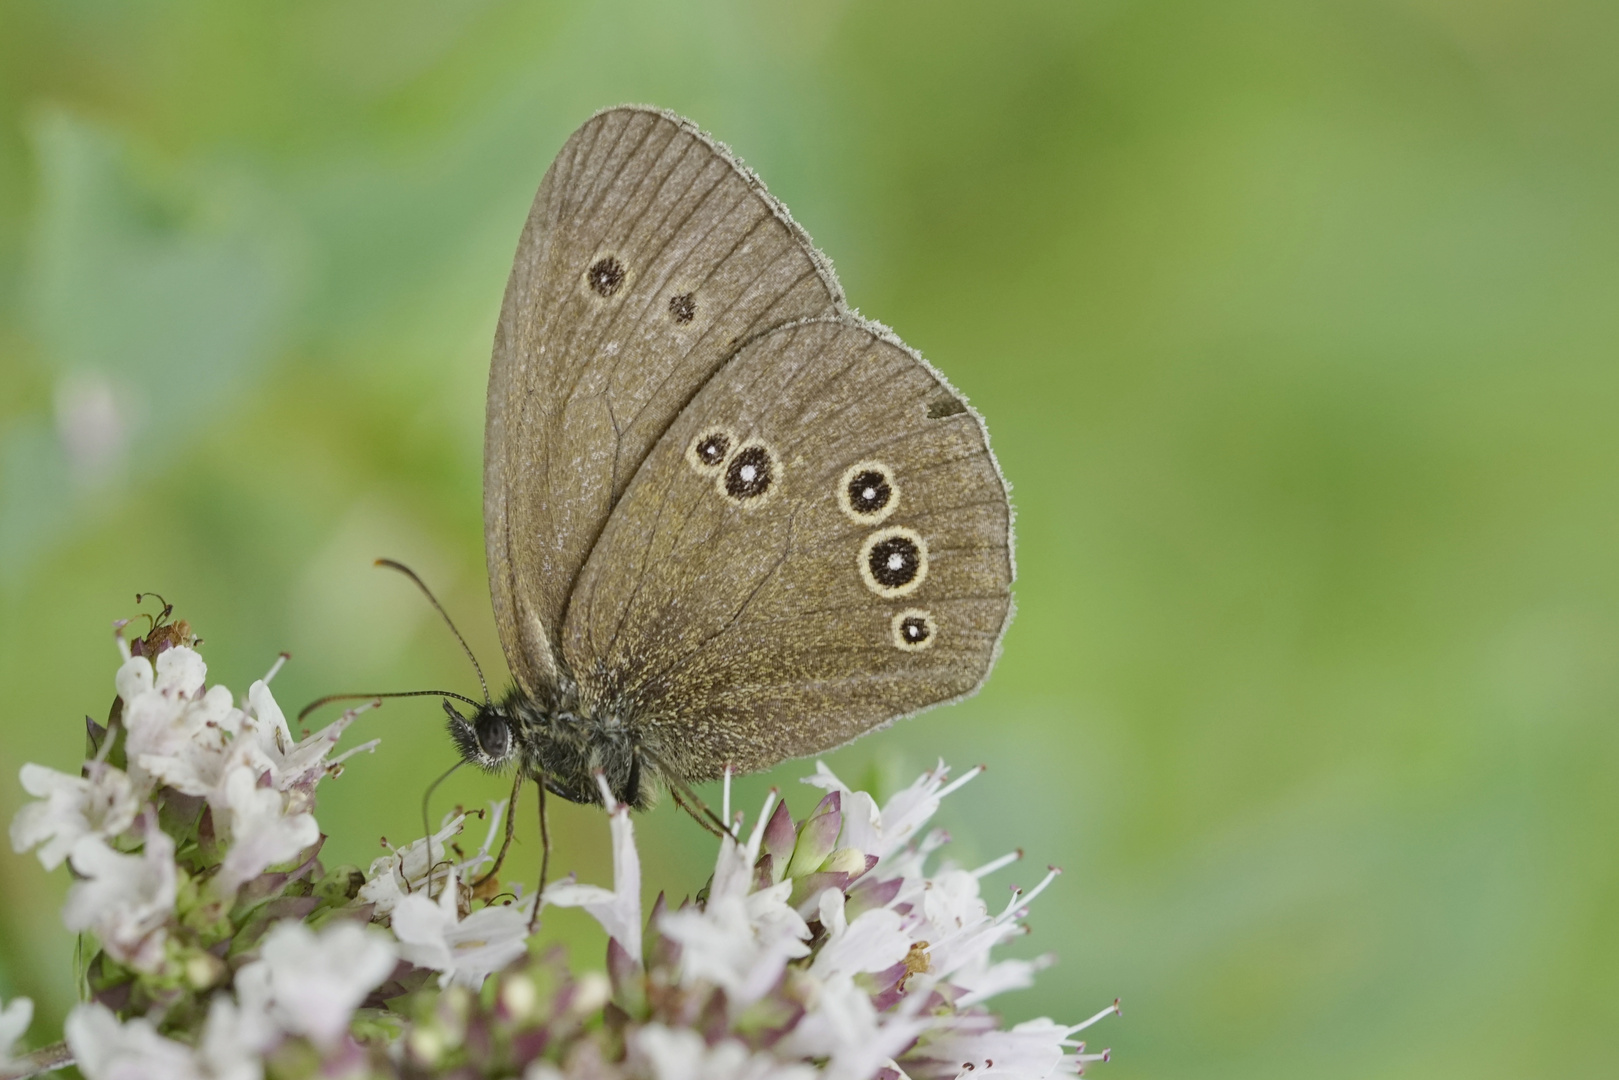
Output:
295,559,491,722
374,557,490,705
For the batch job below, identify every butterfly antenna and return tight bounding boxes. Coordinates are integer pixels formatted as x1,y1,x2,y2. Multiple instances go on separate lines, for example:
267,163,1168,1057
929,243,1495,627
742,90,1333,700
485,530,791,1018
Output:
375,558,491,705
296,689,484,723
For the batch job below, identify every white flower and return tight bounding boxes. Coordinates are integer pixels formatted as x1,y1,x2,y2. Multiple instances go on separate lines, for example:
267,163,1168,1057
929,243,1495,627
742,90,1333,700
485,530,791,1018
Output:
391,871,532,988
216,765,319,893
775,972,927,1080
659,793,812,1007
122,651,367,829
64,1002,203,1080
907,1008,1117,1079
119,648,239,791
359,811,473,916
543,776,642,958
919,867,1059,993
237,920,398,1048
195,996,272,1080
62,824,177,972
237,681,377,809
809,887,909,980
630,1024,817,1080
0,995,32,1070
803,759,981,865
10,761,139,870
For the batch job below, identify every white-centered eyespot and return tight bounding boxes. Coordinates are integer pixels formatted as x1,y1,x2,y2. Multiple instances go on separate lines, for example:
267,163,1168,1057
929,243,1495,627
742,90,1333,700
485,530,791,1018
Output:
891,608,937,652
717,440,781,508
859,525,928,598
686,427,737,476
837,460,899,524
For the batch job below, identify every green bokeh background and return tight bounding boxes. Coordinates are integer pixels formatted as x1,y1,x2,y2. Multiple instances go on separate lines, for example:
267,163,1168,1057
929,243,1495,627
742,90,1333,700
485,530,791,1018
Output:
2,2,1616,1076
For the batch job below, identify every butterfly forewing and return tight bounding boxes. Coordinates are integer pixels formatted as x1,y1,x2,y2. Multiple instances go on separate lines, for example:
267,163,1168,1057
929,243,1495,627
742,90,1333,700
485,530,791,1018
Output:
486,107,843,697
559,318,1013,782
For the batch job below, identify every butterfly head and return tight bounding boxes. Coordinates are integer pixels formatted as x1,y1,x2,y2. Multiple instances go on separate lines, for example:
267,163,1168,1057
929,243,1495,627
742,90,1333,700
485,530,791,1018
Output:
445,698,515,772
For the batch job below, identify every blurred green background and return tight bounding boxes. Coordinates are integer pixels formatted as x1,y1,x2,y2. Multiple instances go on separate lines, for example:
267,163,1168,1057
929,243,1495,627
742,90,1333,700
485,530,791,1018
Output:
2,1,1616,1076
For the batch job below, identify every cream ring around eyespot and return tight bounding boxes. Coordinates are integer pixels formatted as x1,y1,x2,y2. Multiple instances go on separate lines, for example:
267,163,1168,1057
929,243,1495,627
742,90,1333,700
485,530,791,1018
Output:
858,525,928,598
686,426,738,476
837,460,900,524
716,440,782,508
891,608,937,652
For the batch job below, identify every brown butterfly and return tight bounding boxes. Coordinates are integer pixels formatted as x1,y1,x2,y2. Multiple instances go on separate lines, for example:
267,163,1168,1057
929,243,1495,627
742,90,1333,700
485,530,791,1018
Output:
307,107,1012,872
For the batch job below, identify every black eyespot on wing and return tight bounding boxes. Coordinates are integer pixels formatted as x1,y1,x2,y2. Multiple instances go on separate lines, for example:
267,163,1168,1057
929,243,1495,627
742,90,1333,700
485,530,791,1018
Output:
928,396,967,419
724,444,774,499
669,292,696,323
696,431,730,466
859,526,928,596
892,609,936,651
687,427,739,476
838,461,899,523
588,256,626,297
847,469,892,515
868,535,921,588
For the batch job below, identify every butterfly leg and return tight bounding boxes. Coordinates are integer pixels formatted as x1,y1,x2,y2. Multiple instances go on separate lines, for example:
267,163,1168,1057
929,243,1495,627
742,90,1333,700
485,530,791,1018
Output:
641,748,733,836
473,770,522,890
528,777,551,934
668,781,729,839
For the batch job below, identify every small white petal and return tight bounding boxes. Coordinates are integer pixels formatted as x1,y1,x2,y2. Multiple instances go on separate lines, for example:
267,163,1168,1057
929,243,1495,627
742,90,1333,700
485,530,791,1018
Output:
10,762,139,870
114,654,155,705
154,646,207,697
778,973,926,1080
810,889,909,980
542,803,641,957
359,813,467,916
63,829,176,972
0,995,32,1066
392,874,532,989
217,766,319,892
632,1024,817,1080
196,997,269,1080
255,921,397,1048
65,1002,202,1080
908,1016,1097,1079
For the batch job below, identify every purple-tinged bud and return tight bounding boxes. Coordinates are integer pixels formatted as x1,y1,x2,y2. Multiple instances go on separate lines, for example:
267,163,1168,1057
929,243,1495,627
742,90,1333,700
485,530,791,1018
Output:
790,870,850,915
761,799,796,883
820,847,869,878
785,792,841,879
845,874,903,919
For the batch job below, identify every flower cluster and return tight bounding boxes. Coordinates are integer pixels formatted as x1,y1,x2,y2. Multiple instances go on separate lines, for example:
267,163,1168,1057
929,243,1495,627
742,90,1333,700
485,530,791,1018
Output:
4,613,1115,1079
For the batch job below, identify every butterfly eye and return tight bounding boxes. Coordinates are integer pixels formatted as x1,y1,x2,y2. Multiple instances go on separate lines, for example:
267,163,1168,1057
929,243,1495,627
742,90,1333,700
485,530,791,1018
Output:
475,714,512,763
838,461,899,524
719,441,780,506
891,608,937,651
859,526,928,598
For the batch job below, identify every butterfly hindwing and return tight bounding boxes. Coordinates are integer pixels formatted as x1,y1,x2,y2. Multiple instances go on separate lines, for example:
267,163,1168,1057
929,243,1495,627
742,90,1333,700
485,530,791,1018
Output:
559,318,1014,781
